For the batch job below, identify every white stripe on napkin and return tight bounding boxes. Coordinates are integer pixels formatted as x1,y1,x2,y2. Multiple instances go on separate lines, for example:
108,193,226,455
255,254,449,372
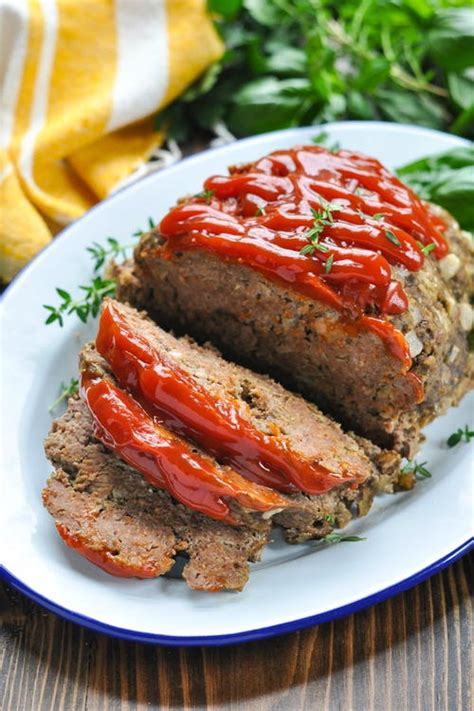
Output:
107,0,169,132
0,0,29,148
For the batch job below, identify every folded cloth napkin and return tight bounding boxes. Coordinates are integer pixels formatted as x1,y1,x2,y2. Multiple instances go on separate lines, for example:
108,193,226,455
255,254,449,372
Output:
0,0,223,282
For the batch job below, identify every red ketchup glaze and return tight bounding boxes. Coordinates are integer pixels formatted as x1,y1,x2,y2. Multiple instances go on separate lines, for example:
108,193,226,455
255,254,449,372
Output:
159,145,448,374
96,302,370,495
80,372,289,524
55,524,158,578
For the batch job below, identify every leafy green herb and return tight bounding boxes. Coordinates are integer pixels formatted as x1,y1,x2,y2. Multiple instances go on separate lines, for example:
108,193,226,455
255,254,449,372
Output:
324,514,336,525
401,459,432,479
447,425,474,447
256,206,266,216
48,378,79,412
372,213,385,221
385,229,401,247
397,146,474,233
325,253,334,274
43,277,117,327
322,533,366,544
133,218,156,237
194,189,215,203
312,131,341,152
155,4,473,144
300,201,338,255
416,241,437,255
87,237,134,272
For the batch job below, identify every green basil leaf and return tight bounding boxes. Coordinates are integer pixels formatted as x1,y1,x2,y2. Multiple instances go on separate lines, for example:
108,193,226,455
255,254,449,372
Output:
447,69,474,112
208,0,242,18
397,147,474,233
428,9,474,72
228,77,312,135
243,0,283,27
354,57,391,93
377,88,449,130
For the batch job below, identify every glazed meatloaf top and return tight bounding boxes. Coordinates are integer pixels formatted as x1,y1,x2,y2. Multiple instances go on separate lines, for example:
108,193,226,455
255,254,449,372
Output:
114,146,473,455
43,398,269,592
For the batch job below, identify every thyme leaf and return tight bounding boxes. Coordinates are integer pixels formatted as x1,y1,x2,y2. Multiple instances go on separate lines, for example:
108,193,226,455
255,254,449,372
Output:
447,425,474,447
48,378,79,412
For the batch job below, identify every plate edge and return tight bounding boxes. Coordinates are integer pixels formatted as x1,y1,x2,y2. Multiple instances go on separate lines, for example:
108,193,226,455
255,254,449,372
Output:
1,539,472,647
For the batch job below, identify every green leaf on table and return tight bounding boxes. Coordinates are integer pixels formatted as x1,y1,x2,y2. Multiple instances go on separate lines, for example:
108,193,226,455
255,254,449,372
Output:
377,88,449,130
428,9,474,73
228,77,312,135
208,0,242,18
243,0,283,27
397,146,474,233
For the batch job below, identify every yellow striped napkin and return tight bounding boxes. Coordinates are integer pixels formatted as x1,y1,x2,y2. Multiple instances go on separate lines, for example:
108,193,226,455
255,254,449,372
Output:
0,0,223,283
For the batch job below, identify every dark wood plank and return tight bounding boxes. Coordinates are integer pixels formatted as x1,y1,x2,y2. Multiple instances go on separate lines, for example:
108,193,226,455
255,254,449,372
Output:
0,554,471,711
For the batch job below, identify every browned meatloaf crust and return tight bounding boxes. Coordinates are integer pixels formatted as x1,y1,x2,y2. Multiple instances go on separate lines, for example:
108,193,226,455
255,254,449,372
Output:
114,205,473,457
80,301,407,543
43,398,270,592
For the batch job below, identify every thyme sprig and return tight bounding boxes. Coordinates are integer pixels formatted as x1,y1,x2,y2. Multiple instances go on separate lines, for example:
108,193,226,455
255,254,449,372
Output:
133,216,157,237
401,459,432,479
194,189,215,203
416,241,436,255
87,237,134,272
322,533,366,544
300,200,338,256
48,378,79,412
447,425,474,448
43,277,117,326
385,229,401,247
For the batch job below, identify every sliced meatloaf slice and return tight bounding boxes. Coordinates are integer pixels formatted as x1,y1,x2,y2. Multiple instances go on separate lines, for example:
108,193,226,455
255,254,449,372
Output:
43,398,270,592
87,299,408,542
114,205,473,457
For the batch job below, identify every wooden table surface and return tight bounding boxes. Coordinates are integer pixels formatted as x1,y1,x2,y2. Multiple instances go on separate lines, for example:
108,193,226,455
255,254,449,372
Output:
1,553,471,711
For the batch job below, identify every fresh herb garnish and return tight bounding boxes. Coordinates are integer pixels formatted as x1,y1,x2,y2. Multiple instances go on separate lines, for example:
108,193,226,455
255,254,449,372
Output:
156,5,472,147
87,237,135,272
322,533,366,544
43,277,117,326
416,241,437,255
385,229,401,247
397,146,474,233
256,206,266,216
300,201,338,256
447,425,474,448
133,217,157,237
325,254,334,274
48,378,79,412
312,132,341,152
194,189,215,203
372,213,385,221
324,514,336,525
401,459,432,478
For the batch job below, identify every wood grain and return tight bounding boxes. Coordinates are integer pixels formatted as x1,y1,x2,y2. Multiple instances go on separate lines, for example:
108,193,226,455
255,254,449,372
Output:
0,554,471,711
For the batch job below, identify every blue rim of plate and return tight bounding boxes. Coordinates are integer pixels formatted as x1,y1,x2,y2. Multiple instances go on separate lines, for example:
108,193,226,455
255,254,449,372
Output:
1,122,472,646
1,540,472,647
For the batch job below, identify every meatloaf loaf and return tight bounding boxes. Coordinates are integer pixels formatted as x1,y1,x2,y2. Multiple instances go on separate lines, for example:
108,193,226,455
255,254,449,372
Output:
114,146,473,456
43,398,270,592
91,299,406,542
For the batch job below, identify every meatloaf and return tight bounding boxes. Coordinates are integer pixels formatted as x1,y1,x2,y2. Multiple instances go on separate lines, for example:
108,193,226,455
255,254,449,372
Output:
89,300,406,543
114,146,473,456
43,398,270,592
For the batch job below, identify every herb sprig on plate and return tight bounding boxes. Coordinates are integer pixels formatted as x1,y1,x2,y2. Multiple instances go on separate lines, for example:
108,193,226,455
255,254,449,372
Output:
43,218,156,327
48,378,79,412
401,459,432,479
447,425,474,447
322,533,367,544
